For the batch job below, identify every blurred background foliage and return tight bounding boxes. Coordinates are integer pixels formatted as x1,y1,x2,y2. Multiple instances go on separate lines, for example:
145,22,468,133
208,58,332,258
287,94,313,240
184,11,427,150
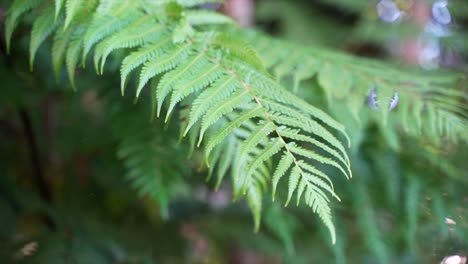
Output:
0,0,467,263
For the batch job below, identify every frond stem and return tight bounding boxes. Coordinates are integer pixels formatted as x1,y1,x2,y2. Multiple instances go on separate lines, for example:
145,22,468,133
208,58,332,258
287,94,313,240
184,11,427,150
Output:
191,38,340,203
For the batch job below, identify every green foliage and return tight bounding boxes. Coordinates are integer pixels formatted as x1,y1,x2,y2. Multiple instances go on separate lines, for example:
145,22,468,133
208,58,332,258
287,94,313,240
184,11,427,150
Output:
5,0,44,53
5,0,355,242
112,98,189,220
2,0,467,262
235,28,468,146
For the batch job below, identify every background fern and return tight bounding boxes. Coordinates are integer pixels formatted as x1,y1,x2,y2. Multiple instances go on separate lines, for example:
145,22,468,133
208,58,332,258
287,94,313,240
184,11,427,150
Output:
1,0,467,263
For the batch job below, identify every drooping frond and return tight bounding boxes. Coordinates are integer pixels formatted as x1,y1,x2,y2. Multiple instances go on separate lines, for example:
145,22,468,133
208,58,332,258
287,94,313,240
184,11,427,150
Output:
82,0,141,63
94,17,168,74
10,0,466,245
5,0,352,241
52,23,74,80
5,0,45,53
112,100,187,220
235,29,468,145
4,0,468,262
66,27,86,91
29,5,61,70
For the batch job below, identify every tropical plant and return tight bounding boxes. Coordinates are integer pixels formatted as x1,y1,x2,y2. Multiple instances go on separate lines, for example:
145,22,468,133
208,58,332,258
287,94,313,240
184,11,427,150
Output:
1,0,466,263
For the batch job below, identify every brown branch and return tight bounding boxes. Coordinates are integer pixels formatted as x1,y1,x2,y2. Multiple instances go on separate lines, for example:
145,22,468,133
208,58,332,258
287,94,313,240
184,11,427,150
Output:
19,108,55,229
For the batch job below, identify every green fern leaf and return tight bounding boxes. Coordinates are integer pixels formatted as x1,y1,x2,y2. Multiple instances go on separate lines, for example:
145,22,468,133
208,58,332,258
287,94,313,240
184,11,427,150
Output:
155,52,209,115
137,42,192,97
239,122,276,159
120,35,172,95
199,90,254,144
82,2,141,63
289,97,351,147
246,181,263,232
113,106,187,220
271,153,293,199
292,59,320,92
311,194,336,244
186,10,234,26
54,0,64,20
273,52,304,81
66,31,84,91
93,17,166,74
211,34,266,72
165,56,225,117
244,139,283,183
239,28,467,145
286,166,300,206
295,177,308,206
52,24,75,80
279,128,349,172
6,2,357,244
204,106,263,160
64,0,85,29
5,0,45,53
298,161,335,191
184,75,238,133
214,135,237,189
303,173,339,201
172,17,195,43
30,6,60,70
289,145,350,179
270,114,351,178
318,63,353,103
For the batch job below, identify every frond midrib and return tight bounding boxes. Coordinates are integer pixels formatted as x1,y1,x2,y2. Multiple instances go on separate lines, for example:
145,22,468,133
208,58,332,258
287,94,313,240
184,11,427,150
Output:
194,37,344,216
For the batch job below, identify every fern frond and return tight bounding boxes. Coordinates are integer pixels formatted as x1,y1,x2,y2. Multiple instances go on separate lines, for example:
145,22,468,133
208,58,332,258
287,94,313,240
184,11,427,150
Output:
113,102,187,220
199,90,253,143
52,24,75,80
186,10,234,26
166,58,225,117
66,28,85,91
6,0,351,242
29,5,61,70
236,28,468,145
120,34,172,95
239,122,276,160
271,153,293,199
54,0,64,20
308,192,336,244
246,177,264,231
288,144,349,180
64,0,97,30
93,17,167,74
286,166,300,205
244,139,283,185
185,75,239,134
82,1,141,63
204,106,263,160
211,33,266,72
213,134,237,189
318,63,353,103
5,0,45,53
137,42,192,96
